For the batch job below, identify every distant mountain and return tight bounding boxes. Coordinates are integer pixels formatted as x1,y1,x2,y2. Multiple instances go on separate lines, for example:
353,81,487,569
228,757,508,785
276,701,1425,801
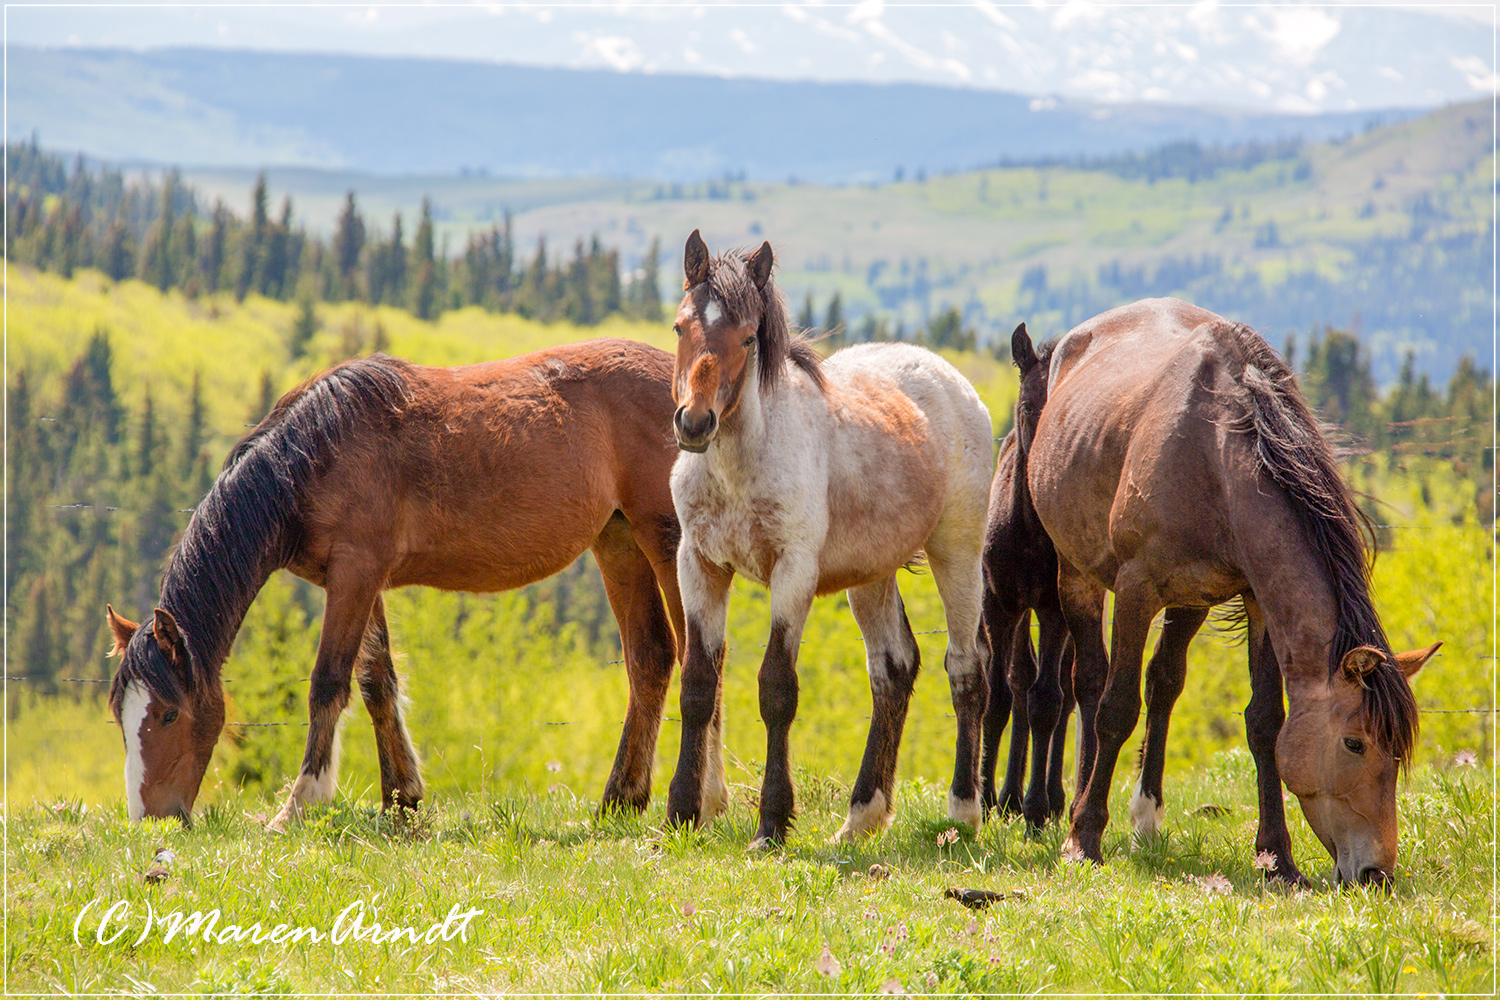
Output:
8,46,1417,183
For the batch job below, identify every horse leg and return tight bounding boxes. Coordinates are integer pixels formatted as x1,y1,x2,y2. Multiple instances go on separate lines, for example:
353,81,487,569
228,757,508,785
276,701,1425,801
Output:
592,514,678,814
978,587,1014,815
749,556,817,848
1057,562,1107,819
997,614,1034,816
354,594,424,812
1243,596,1310,886
1130,606,1208,840
927,547,988,830
666,549,732,830
1022,599,1069,831
1065,578,1159,863
1046,635,1076,818
837,576,921,841
269,557,383,831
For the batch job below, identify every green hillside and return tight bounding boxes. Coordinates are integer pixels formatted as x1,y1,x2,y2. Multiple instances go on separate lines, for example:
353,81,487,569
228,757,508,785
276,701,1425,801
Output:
173,100,1493,380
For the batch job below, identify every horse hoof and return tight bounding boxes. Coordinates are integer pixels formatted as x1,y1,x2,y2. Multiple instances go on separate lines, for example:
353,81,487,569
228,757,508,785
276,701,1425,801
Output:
266,806,297,833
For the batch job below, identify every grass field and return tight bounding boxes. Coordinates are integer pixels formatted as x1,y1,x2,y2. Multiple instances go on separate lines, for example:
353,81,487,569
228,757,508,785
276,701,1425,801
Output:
7,754,1493,994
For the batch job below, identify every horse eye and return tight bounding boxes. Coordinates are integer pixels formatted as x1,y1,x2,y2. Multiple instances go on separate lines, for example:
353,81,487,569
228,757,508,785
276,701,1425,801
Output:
673,324,683,337
743,336,756,348
161,710,179,726
1343,737,1365,755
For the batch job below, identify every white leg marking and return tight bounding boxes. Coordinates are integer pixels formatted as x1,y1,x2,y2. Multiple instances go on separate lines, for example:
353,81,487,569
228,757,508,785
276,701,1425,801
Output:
121,682,150,822
1129,778,1164,837
267,724,343,832
701,717,730,820
947,791,983,829
832,789,892,842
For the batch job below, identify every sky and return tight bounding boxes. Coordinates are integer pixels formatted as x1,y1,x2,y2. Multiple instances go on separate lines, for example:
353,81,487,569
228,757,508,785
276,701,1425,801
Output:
7,2,1497,113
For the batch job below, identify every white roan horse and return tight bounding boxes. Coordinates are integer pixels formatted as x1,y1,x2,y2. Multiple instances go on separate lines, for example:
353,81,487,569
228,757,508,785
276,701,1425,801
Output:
664,230,994,846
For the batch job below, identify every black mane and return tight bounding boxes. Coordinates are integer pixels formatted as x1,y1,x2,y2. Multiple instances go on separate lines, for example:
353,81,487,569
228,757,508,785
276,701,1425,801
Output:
1227,324,1419,766
705,248,824,394
110,355,413,715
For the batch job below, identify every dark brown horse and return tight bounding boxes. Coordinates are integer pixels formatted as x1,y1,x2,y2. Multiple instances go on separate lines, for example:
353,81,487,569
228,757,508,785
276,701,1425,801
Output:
980,324,1077,829
1029,298,1424,886
107,340,686,828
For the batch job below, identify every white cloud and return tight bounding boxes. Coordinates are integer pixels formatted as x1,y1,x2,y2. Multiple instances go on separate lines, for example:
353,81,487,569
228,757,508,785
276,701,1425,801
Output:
1245,7,1341,66
585,35,645,72
730,28,756,54
971,0,1018,32
942,57,973,82
1451,55,1500,91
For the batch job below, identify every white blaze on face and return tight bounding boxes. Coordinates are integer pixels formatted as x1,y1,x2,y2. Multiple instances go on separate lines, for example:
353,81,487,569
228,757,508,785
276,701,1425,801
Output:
703,298,723,327
122,682,150,822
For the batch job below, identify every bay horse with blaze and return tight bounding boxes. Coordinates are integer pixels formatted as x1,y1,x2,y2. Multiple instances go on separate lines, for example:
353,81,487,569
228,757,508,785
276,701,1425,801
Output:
106,340,687,828
666,230,994,846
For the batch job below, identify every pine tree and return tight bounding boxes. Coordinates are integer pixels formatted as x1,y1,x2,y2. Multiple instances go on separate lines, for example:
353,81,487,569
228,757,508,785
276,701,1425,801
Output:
290,296,318,359
181,371,204,477
823,293,844,343
798,293,816,333
332,190,365,298
203,200,229,292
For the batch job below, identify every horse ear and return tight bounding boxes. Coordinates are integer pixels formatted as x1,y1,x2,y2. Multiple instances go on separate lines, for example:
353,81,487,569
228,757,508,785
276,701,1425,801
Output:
1394,641,1441,679
106,604,139,656
747,241,774,290
1011,323,1038,372
153,607,189,672
1339,645,1384,681
684,229,710,289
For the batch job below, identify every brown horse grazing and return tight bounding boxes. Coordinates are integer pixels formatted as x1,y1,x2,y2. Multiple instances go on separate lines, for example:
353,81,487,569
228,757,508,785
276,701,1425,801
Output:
1028,298,1425,886
106,340,686,828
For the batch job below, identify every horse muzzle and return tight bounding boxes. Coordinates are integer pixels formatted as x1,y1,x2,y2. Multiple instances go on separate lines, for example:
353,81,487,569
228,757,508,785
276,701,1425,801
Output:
673,406,719,453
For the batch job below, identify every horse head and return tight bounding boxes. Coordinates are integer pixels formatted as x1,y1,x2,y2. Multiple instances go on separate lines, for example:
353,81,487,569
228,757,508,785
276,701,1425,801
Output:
107,604,224,824
673,229,805,452
1276,642,1436,888
1010,322,1050,454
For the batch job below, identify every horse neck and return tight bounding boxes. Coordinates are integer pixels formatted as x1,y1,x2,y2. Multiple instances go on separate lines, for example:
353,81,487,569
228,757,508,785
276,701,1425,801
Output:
1232,506,1343,696
158,472,294,680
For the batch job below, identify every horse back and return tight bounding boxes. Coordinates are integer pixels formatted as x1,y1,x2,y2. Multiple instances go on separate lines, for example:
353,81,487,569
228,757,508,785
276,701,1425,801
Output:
294,339,678,591
1029,302,1258,599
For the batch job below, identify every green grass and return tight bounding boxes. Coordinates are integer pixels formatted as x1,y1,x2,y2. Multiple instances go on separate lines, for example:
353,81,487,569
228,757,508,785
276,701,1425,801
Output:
7,753,1493,994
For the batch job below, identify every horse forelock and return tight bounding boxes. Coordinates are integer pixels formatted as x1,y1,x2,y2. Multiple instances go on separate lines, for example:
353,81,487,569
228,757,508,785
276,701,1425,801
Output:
109,630,188,722
706,248,824,395
1224,323,1418,765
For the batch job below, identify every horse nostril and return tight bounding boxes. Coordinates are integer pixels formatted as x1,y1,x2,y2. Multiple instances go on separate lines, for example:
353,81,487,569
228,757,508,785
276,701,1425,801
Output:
1359,866,1392,892
674,407,717,441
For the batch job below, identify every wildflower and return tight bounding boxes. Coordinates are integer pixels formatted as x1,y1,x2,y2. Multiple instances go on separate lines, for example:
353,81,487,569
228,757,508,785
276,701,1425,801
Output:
880,978,905,995
937,827,959,846
1060,841,1086,863
863,906,880,922
1252,851,1278,873
966,920,980,936
680,901,697,917
1454,749,1478,768
1192,872,1233,895
545,760,562,773
815,944,841,977
925,972,939,988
